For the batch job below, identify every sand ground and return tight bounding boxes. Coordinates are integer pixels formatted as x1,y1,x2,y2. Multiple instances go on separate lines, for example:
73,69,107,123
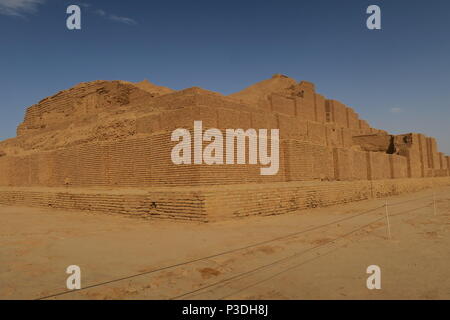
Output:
0,186,449,300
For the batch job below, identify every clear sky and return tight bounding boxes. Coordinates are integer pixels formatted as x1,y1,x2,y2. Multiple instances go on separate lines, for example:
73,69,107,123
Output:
1,0,449,153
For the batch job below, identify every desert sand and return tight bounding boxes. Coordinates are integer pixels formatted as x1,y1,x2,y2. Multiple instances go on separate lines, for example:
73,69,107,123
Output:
1,186,449,300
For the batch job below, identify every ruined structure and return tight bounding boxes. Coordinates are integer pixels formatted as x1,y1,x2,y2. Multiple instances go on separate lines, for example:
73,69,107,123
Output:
0,74,449,221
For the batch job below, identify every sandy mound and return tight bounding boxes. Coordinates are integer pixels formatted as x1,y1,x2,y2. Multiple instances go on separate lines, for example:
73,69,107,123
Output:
121,79,175,97
228,74,298,104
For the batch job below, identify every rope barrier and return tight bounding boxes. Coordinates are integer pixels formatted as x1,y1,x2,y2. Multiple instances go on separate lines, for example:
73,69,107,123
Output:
36,189,448,300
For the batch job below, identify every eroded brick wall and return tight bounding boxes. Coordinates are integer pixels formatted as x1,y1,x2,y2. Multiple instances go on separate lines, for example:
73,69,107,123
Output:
2,177,449,221
1,79,449,221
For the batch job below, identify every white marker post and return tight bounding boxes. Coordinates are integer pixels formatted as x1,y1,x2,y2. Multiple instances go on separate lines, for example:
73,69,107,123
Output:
385,199,391,240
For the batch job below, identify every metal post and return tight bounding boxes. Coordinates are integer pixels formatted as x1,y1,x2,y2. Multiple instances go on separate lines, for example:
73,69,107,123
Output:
385,199,391,240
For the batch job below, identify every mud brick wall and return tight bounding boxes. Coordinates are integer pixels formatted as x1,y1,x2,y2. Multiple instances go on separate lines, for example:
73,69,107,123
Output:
283,140,334,181
259,115,330,147
359,120,370,132
306,121,327,145
325,100,347,127
426,137,440,169
405,141,423,178
341,128,353,148
216,108,253,129
354,133,432,180
4,156,30,186
333,100,348,128
366,152,391,180
182,129,286,185
2,178,450,221
143,87,249,113
139,88,199,112
17,83,100,135
0,130,289,188
194,89,258,112
137,105,275,136
0,187,207,221
439,153,447,169
325,101,332,122
346,108,360,129
333,149,368,181
134,87,263,122
118,132,285,186
434,169,449,177
0,137,134,187
5,78,450,195
295,96,316,121
417,134,429,177
205,180,372,220
204,177,450,220
393,133,434,179
348,128,363,137
389,154,408,179
195,164,286,185
251,112,278,130
332,148,352,181
251,98,269,111
352,150,369,180
136,113,162,134
18,81,152,136
369,177,450,198
295,81,317,121
325,124,343,147
0,157,9,186
276,114,307,140
352,134,391,152
314,94,326,123
270,94,296,116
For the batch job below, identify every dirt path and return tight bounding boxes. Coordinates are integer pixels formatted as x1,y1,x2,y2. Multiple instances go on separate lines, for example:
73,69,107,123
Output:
1,186,449,300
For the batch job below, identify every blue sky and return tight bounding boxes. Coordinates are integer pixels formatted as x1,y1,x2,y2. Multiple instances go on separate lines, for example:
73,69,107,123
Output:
1,0,449,153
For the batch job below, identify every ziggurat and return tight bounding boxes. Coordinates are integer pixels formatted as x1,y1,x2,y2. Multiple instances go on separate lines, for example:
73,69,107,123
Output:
0,74,449,221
